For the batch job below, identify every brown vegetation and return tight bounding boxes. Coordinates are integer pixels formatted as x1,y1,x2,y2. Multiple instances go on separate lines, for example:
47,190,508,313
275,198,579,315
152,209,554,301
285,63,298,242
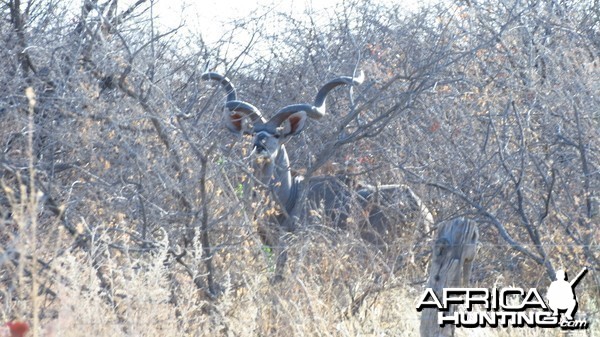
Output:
0,0,598,335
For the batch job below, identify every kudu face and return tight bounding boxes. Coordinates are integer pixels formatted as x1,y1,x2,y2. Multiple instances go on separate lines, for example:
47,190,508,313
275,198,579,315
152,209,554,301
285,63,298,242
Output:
246,111,306,165
236,111,308,187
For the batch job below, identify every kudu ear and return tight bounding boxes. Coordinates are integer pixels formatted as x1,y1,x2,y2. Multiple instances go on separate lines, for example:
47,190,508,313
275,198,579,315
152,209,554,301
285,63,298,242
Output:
223,109,250,135
280,111,308,137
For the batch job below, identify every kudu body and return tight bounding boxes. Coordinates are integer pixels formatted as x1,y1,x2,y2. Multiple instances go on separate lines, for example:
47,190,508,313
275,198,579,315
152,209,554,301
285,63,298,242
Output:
203,72,433,279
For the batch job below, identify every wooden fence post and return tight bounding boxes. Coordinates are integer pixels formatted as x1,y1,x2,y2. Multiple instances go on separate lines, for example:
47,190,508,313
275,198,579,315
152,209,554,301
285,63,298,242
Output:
419,218,479,337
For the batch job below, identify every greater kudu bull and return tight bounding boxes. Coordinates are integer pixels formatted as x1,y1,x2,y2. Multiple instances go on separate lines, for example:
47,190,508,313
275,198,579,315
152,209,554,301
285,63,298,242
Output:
203,71,433,281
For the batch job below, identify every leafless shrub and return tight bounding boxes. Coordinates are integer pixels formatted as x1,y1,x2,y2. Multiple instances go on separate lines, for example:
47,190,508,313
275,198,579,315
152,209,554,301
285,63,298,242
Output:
0,0,597,335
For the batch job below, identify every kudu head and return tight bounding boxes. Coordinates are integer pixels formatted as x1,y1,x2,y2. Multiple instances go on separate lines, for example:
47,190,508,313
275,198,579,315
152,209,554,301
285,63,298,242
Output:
202,71,364,167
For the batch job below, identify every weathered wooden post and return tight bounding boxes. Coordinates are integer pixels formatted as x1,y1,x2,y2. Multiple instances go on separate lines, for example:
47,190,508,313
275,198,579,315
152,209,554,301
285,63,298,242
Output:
419,218,479,337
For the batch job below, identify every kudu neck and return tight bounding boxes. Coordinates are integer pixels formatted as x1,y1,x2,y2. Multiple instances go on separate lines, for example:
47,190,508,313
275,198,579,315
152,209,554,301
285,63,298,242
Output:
251,144,294,213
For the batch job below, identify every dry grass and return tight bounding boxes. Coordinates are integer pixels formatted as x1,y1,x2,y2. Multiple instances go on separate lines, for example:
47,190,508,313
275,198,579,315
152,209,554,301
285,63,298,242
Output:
1,205,597,336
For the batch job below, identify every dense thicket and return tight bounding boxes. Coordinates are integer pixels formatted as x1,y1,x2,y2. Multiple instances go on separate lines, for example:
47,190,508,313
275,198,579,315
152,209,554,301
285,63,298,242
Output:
0,0,597,335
